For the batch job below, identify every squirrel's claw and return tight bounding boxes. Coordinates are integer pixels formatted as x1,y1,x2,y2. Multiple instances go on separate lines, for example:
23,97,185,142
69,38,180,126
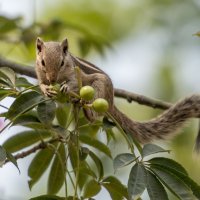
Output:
40,84,57,97
60,81,69,94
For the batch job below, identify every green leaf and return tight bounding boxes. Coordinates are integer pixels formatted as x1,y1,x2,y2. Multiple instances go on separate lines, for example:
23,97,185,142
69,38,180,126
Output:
102,176,128,200
79,38,91,57
102,117,115,129
151,168,195,200
3,130,51,153
0,16,20,33
89,151,104,181
6,91,43,120
6,151,20,173
37,100,56,124
29,195,65,200
0,67,16,87
149,159,200,199
105,128,116,145
66,197,80,200
83,179,101,198
68,140,90,189
12,112,40,126
79,135,112,158
113,153,136,171
79,146,90,161
17,122,47,130
78,165,90,190
0,146,7,166
28,147,55,189
149,157,188,175
0,89,15,100
79,161,97,179
48,143,66,194
56,104,70,128
16,77,33,88
68,142,78,171
142,144,170,158
146,170,169,200
128,163,146,200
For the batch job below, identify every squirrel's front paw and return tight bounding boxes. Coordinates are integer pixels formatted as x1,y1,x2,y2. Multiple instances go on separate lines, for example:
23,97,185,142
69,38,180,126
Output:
60,81,79,103
40,84,57,97
60,81,69,94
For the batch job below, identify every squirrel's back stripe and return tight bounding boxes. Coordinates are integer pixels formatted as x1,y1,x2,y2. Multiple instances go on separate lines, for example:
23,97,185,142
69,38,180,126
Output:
72,55,103,74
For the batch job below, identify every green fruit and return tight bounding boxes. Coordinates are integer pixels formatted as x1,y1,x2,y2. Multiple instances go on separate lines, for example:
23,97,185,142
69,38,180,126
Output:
80,86,95,101
92,98,109,113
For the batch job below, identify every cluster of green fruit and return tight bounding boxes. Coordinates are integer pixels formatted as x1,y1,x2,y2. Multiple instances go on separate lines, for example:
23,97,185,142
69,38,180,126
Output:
52,84,109,113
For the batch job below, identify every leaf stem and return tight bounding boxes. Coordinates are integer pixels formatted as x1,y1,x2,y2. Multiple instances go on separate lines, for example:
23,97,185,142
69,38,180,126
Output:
106,112,135,153
73,105,81,200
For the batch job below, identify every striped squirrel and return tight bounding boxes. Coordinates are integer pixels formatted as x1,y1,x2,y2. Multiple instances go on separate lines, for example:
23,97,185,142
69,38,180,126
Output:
35,37,200,148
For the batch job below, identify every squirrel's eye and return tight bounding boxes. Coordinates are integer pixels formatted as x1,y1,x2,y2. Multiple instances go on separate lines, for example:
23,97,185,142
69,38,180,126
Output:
41,59,45,66
60,60,64,67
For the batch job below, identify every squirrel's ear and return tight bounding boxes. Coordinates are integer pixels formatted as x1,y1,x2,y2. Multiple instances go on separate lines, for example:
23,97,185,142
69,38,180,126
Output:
36,37,44,53
61,38,68,54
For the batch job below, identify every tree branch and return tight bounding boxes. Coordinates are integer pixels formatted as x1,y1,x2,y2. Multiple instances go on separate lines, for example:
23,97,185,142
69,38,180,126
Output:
0,56,172,110
114,88,172,109
0,56,36,78
5,138,60,164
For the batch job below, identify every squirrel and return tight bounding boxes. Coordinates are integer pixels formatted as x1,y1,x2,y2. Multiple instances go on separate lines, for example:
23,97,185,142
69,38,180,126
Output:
35,37,200,149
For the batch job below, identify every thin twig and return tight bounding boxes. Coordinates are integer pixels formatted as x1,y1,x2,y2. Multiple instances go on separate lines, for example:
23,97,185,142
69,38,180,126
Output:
0,56,172,110
114,88,172,110
4,138,60,164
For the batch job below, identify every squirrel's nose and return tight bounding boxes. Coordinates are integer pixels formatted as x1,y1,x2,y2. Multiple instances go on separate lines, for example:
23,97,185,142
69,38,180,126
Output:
50,80,56,85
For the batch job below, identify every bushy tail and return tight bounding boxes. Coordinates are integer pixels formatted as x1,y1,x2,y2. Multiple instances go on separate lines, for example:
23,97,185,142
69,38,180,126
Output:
111,95,200,144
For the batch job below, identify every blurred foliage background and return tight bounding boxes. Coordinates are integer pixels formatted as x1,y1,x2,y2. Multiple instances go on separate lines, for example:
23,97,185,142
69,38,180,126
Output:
1,0,200,199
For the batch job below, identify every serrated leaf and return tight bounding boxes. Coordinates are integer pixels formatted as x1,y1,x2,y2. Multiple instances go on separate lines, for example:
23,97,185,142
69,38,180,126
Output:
37,100,56,124
3,130,51,153
28,147,55,189
29,195,65,200
149,157,188,175
0,146,7,166
79,135,112,158
142,144,170,158
89,151,104,181
102,176,128,200
113,153,136,171
83,179,101,198
146,170,169,200
48,143,66,194
128,163,146,200
6,91,43,120
151,168,195,200
6,151,20,173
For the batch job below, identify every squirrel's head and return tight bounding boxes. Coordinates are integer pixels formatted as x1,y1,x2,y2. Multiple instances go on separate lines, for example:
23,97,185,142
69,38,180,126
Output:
36,37,69,84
